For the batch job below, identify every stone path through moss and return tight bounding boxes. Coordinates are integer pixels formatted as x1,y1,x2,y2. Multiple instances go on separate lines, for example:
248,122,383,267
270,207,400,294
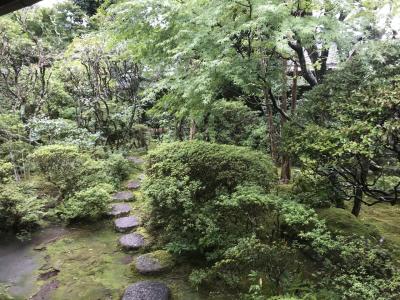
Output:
112,156,171,300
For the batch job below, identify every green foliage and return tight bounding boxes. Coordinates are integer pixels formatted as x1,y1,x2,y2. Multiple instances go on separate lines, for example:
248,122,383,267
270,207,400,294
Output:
288,41,400,214
0,160,13,183
291,171,338,208
0,183,45,231
30,144,90,197
29,118,101,147
200,100,262,147
105,153,133,184
61,183,112,221
145,141,276,255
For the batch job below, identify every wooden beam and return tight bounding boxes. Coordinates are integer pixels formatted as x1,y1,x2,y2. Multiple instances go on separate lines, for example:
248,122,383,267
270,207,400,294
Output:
0,0,41,16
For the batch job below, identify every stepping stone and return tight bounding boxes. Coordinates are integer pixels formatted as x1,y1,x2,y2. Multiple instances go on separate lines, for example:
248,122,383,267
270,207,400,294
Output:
119,233,146,250
134,250,173,275
115,216,140,232
127,180,141,190
127,156,145,164
138,174,145,181
122,281,170,300
108,203,131,217
112,191,134,202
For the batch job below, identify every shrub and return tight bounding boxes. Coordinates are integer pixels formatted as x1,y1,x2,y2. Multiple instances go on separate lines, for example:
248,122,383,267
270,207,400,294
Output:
0,183,45,231
30,144,89,197
0,160,14,183
28,118,101,148
144,141,276,256
61,183,113,221
105,153,133,184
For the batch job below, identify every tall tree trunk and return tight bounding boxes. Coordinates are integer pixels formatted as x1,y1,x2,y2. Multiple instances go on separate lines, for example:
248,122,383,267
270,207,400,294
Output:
189,119,196,140
260,57,278,163
291,61,298,115
280,59,291,183
351,157,370,216
263,88,278,163
352,186,363,217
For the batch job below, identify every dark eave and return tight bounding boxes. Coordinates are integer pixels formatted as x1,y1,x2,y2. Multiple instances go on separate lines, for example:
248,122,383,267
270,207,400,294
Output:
0,0,41,16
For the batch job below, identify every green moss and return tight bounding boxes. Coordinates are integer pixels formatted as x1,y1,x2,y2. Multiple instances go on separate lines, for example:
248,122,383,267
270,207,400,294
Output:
149,250,174,267
360,203,400,259
318,207,380,240
135,227,153,246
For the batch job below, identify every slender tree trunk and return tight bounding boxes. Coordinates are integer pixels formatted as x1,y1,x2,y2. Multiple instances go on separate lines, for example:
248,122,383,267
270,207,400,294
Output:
260,57,278,163
291,61,298,115
263,88,278,163
189,119,196,140
352,186,363,217
351,157,370,216
280,59,291,183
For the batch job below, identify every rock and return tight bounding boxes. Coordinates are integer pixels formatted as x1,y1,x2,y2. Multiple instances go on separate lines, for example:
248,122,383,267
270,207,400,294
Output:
112,191,134,202
127,180,141,190
108,203,131,217
119,233,146,250
115,216,140,232
138,174,145,181
122,281,170,300
38,267,60,280
127,156,145,164
134,250,174,275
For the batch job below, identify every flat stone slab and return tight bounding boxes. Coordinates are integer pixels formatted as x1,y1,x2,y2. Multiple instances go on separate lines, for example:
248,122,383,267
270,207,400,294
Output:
127,156,145,164
112,191,134,202
115,216,140,232
122,281,170,300
127,180,141,190
108,203,131,217
134,250,173,275
119,233,146,250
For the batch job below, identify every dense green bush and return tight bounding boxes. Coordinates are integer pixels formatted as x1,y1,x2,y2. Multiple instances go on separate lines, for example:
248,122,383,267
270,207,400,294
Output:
145,143,400,299
291,170,341,208
204,100,262,147
145,141,276,256
30,144,90,197
28,118,101,147
61,183,112,221
29,144,125,222
0,160,14,183
105,153,133,184
0,183,45,231
186,189,400,299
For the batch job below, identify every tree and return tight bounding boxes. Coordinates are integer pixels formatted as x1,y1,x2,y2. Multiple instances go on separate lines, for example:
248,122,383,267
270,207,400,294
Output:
102,0,393,181
61,35,145,148
289,41,400,216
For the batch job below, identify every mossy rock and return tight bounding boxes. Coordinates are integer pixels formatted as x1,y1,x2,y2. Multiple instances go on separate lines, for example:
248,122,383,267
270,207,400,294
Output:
122,281,170,300
318,207,380,240
133,250,174,275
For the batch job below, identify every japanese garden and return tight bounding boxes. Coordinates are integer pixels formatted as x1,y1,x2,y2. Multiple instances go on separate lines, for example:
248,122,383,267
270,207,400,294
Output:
0,0,400,299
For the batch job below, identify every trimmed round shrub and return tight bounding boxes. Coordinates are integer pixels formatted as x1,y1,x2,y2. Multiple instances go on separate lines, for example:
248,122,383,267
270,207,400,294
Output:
144,141,276,255
61,183,113,221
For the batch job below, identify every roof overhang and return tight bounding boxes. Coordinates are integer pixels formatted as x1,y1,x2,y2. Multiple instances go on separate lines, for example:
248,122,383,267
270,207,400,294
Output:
0,0,41,16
